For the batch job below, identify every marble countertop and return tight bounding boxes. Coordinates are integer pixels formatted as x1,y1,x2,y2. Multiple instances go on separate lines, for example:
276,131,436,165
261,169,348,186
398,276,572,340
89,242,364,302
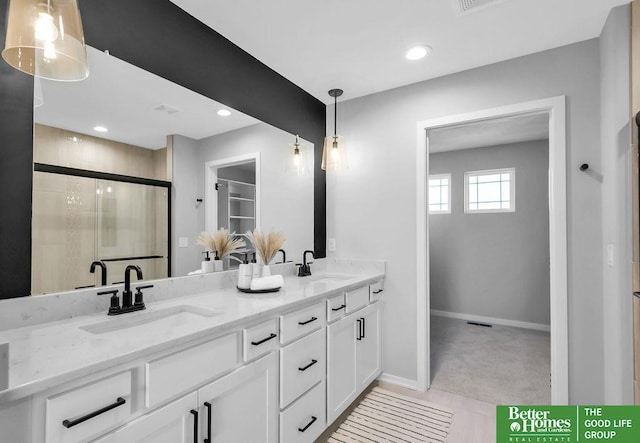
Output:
0,270,383,403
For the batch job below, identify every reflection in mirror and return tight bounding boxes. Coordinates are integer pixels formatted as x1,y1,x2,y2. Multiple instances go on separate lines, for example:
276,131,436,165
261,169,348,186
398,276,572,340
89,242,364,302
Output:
31,46,314,295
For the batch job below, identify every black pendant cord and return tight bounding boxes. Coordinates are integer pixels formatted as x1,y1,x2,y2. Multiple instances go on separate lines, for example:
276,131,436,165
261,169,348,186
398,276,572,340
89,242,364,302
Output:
334,95,338,137
328,88,343,139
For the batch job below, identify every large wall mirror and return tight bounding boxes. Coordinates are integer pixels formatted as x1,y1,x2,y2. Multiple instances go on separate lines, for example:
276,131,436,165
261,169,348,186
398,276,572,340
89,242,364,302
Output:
31,46,314,295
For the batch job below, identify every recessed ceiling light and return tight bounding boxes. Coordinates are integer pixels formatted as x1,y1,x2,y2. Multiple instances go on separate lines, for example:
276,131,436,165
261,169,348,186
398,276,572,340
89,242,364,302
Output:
405,45,432,61
217,109,231,117
93,126,108,133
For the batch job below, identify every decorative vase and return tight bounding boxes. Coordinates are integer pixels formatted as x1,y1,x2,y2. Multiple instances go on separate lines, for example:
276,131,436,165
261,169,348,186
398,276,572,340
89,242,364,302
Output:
261,264,271,277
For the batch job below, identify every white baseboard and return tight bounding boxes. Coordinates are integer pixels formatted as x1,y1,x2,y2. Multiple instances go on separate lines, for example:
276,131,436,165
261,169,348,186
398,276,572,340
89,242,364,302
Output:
377,372,419,391
431,309,550,332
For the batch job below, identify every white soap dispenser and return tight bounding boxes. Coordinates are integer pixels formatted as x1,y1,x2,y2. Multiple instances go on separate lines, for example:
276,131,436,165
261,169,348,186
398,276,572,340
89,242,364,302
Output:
213,250,224,272
201,251,213,273
237,253,252,289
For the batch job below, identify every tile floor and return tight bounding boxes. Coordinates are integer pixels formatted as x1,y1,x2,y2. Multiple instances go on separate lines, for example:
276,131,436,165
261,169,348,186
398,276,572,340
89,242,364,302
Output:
318,381,496,443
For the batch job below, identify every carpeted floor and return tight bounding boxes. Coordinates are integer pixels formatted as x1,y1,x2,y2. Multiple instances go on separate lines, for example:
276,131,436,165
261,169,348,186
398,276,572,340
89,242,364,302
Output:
430,315,550,405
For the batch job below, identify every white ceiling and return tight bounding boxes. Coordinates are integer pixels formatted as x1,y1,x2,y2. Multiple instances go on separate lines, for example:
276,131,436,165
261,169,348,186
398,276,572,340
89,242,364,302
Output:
428,113,549,153
170,0,630,103
35,47,259,149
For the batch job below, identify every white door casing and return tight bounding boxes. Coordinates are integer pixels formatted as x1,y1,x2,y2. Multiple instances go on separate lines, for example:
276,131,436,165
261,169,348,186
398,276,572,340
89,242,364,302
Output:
416,96,568,404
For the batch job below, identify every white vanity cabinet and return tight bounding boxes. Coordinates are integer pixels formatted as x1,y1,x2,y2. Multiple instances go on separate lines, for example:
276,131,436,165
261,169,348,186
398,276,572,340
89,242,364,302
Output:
1,275,384,443
196,353,278,443
327,300,381,424
93,349,278,443
93,392,198,443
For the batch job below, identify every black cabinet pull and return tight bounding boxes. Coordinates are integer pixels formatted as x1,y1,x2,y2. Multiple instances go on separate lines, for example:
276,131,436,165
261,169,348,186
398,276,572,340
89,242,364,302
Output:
251,333,277,346
372,289,383,294
204,402,212,443
62,397,126,428
331,304,346,312
298,316,318,326
190,409,198,443
361,317,366,339
298,359,318,372
298,416,318,433
356,319,362,341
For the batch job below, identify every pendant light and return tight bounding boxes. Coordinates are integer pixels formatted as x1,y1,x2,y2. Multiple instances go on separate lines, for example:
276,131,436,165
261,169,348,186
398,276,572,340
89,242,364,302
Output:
286,134,309,176
321,88,347,171
2,0,89,81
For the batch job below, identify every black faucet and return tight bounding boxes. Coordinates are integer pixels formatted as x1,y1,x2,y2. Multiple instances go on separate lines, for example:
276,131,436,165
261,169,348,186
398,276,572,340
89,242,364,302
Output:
90,261,107,286
123,265,143,310
298,250,315,277
276,249,286,264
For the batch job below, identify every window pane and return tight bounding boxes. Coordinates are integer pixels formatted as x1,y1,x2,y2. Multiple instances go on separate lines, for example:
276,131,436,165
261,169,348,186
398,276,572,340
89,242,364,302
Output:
501,182,510,202
468,183,478,203
428,174,450,213
466,169,514,213
478,201,502,210
429,187,442,204
477,182,501,202
477,173,501,183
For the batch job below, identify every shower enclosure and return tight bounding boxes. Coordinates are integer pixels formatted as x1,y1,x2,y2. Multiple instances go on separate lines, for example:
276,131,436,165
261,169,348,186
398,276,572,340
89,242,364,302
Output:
32,165,170,295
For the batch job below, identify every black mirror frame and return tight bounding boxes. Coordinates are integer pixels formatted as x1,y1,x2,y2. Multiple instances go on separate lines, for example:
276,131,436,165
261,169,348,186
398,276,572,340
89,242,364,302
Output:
0,0,326,298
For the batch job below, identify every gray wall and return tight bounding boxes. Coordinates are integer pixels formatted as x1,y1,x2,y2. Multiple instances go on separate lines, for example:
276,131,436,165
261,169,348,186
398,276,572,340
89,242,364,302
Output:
195,123,314,263
172,123,315,276
600,5,633,405
326,39,606,403
172,135,202,277
429,140,550,326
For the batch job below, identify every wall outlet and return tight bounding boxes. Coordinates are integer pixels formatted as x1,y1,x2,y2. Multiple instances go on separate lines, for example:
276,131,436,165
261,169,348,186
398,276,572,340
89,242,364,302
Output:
327,238,336,252
179,237,189,248
607,243,614,268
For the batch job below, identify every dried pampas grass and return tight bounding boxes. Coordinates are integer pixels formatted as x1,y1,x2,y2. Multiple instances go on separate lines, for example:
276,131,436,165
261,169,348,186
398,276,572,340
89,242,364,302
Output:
197,229,246,258
246,230,286,265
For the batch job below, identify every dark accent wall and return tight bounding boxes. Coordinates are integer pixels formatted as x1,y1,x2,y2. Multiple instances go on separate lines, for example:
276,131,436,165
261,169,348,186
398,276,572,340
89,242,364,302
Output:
0,0,326,298
78,0,326,258
0,0,33,299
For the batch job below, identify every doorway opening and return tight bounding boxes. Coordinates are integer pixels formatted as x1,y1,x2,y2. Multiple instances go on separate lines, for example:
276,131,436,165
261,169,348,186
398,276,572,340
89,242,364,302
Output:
205,153,260,268
427,114,551,404
415,96,568,404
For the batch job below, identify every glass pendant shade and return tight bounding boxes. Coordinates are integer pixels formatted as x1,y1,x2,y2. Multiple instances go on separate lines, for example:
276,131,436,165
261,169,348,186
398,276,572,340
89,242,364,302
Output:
286,135,309,176
322,88,346,172
321,135,347,171
2,0,89,81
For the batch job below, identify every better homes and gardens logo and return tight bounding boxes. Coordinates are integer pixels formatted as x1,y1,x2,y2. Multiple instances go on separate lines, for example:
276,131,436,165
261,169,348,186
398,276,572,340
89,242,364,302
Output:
497,406,640,442
505,406,572,440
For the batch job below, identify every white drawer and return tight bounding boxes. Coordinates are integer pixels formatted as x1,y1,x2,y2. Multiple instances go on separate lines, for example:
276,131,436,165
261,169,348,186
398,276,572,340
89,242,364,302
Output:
280,328,325,409
280,381,326,443
45,371,132,443
244,318,279,362
146,333,238,408
327,294,346,323
280,302,325,344
345,286,369,314
369,280,384,302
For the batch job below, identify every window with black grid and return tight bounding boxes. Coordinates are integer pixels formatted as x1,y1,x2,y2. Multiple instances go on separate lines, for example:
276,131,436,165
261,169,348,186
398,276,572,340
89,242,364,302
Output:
465,168,515,213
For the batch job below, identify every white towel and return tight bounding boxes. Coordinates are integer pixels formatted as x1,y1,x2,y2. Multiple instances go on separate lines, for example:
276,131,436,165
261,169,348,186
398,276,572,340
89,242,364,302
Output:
188,269,203,276
250,275,284,291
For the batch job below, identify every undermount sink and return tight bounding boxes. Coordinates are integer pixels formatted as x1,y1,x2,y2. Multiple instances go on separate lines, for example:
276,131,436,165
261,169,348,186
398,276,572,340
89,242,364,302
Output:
80,305,223,335
307,274,355,285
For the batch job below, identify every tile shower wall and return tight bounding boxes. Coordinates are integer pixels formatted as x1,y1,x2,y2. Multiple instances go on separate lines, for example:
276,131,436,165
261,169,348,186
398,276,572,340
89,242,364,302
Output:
34,124,168,181
31,125,169,295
